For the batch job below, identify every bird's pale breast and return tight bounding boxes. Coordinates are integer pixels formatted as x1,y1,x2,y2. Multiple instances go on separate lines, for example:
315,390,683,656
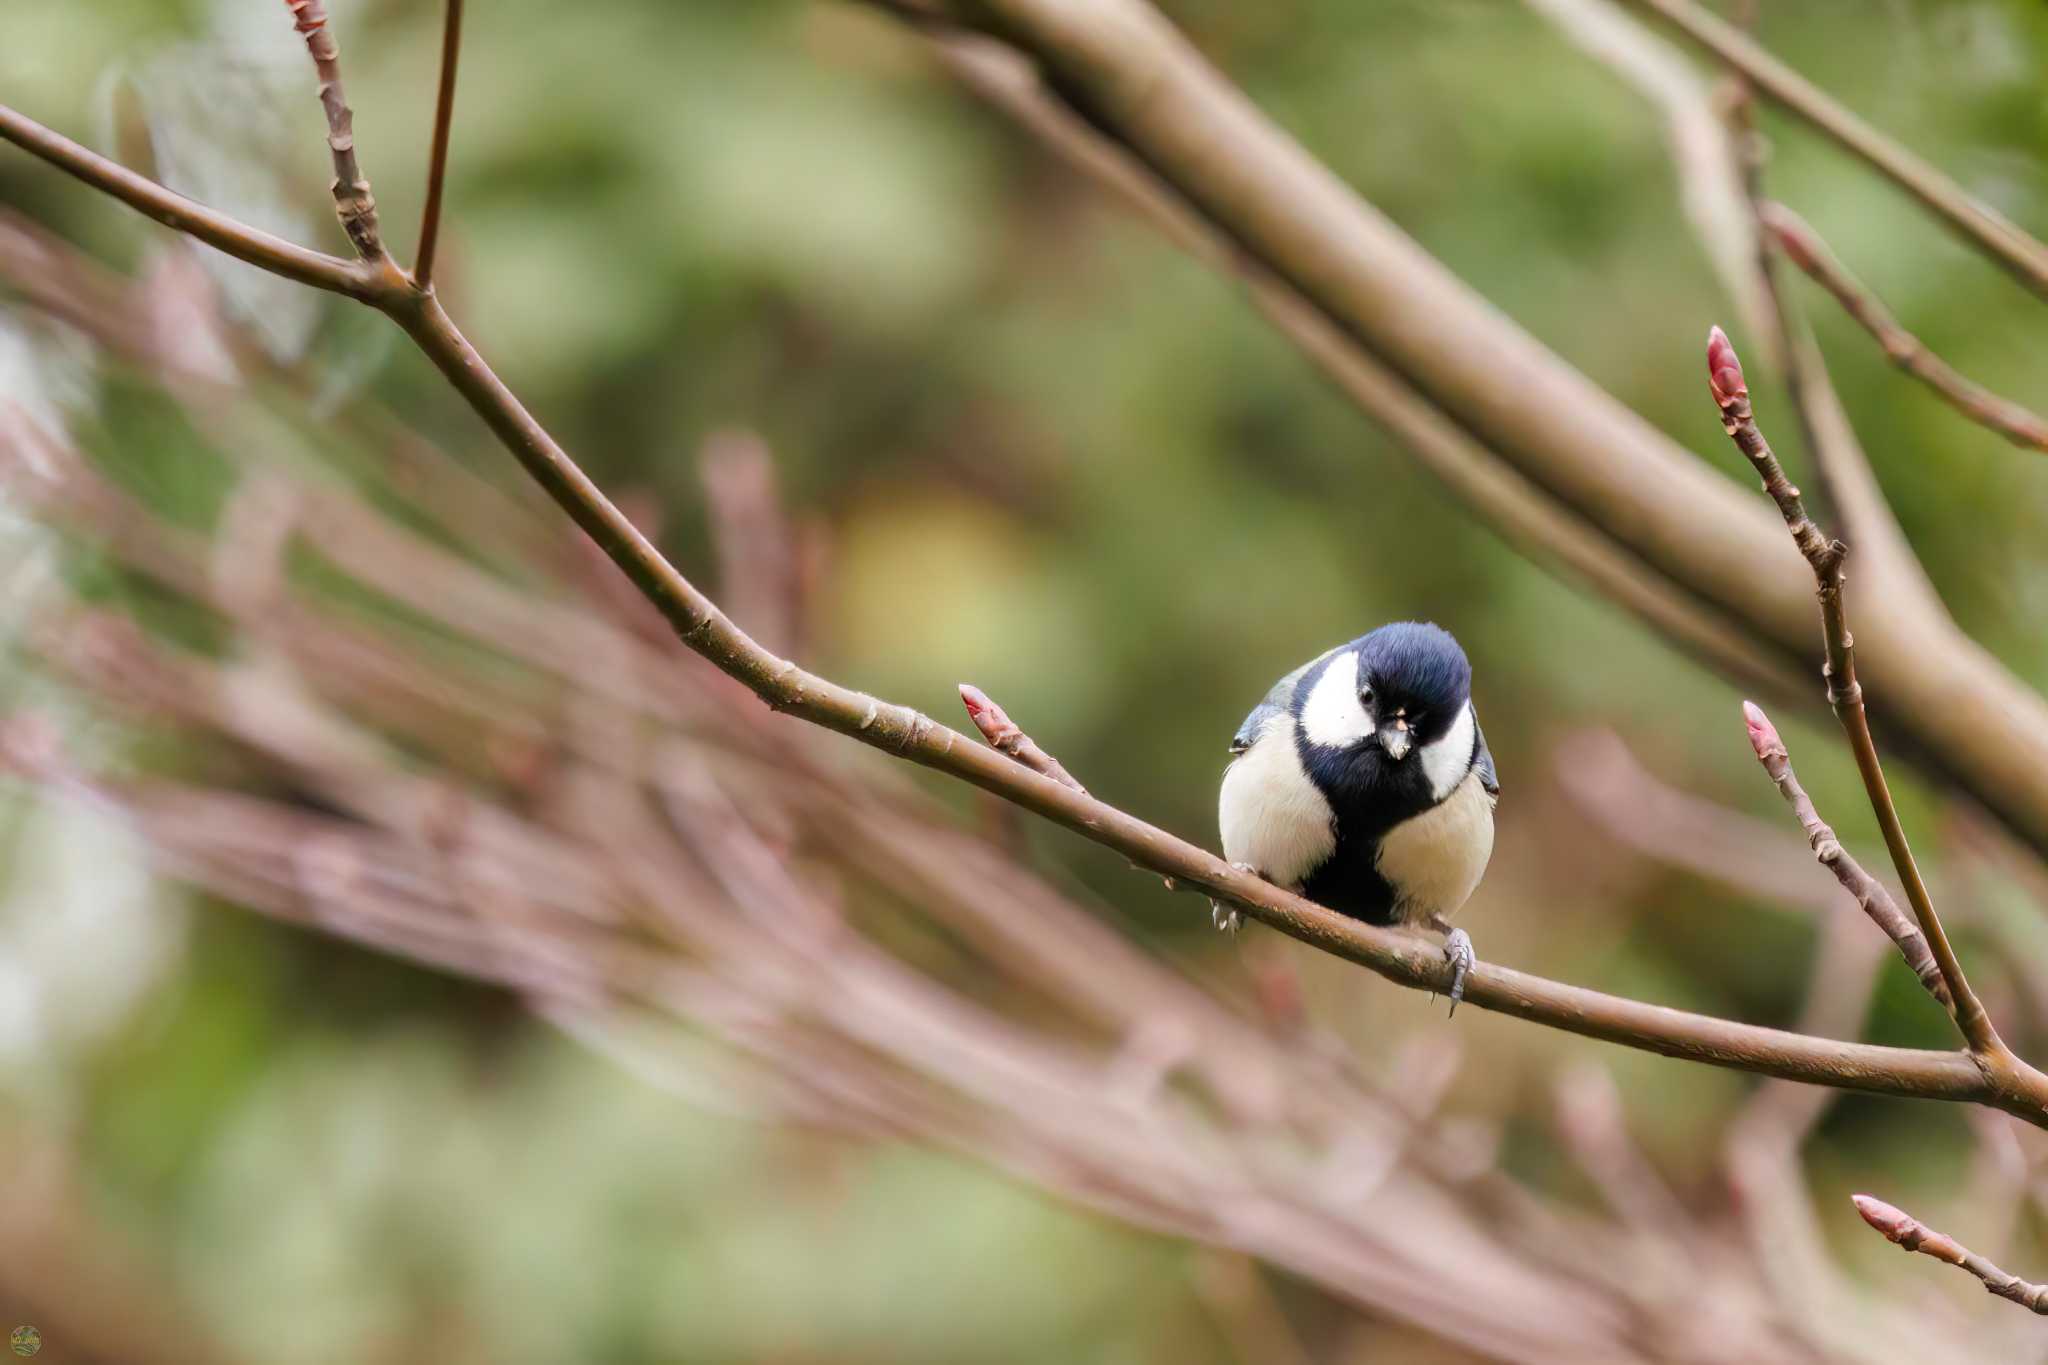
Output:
1219,717,1335,889
1375,768,1495,923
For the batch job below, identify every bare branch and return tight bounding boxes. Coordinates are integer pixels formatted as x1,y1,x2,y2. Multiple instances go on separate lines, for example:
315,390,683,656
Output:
1764,202,2048,456
1707,328,1998,1055
958,684,1087,794
1853,1194,2048,1315
416,0,466,287
1624,0,2048,300
1742,700,1949,1009
1715,40,1943,618
0,106,376,299
282,0,386,259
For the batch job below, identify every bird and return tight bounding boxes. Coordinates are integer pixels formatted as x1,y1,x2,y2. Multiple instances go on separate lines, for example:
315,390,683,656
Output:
1216,622,1497,1009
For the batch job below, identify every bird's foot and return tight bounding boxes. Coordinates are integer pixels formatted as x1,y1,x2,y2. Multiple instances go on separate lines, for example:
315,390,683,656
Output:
1209,862,1260,934
1436,927,1476,1016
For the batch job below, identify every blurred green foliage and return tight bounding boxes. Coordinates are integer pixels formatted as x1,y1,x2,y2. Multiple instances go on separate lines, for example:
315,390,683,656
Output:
6,0,2048,1359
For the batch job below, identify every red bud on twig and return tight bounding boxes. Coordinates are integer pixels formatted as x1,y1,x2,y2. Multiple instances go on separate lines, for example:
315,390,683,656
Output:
1706,325,1747,406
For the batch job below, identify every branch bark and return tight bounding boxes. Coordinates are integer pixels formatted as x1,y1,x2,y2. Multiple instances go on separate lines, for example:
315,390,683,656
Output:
1853,1194,2048,1315
1742,700,1949,1009
415,0,465,287
282,0,386,260
0,106,378,299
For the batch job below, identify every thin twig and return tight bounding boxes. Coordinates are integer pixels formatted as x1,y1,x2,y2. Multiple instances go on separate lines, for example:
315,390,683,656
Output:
1706,327,1995,1055
282,0,386,259
1625,0,2048,301
416,0,465,288
1763,202,2048,455
958,684,1086,794
1717,19,1935,605
0,106,376,298
1741,700,1949,1010
1852,1194,2048,1315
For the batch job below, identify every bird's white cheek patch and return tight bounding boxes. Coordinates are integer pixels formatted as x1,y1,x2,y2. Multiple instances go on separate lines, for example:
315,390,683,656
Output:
1219,719,1336,889
1299,650,1370,750
1376,770,1495,923
1418,701,1478,802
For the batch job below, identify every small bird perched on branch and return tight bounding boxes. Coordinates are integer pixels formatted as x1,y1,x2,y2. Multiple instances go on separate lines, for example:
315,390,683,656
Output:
1218,623,1498,1009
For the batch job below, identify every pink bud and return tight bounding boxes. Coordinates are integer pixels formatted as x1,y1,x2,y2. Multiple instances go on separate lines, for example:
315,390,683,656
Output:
1741,700,1785,760
1851,1193,1911,1239
958,683,990,721
1707,325,1747,405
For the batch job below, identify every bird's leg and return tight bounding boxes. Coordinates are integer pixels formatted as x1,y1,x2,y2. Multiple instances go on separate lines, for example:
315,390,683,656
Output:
1211,863,1259,933
1426,914,1476,1015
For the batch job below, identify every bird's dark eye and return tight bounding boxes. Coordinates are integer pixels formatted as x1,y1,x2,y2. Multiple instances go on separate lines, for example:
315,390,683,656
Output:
1359,687,1375,707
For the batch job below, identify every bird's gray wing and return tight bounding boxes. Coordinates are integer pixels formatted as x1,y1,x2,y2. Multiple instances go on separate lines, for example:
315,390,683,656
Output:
1472,713,1500,797
1229,650,1333,754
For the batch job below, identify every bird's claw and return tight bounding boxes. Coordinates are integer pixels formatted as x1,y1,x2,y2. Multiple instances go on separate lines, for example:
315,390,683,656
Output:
1210,862,1260,934
1439,928,1476,1016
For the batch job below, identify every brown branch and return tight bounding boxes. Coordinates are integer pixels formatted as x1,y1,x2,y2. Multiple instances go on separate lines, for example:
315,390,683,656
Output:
1852,1194,2048,1315
1741,700,1950,1009
0,106,377,299
9,9,2048,1134
1706,328,1998,1056
416,0,465,287
282,0,385,260
1764,202,2048,455
1623,0,2048,301
958,684,1086,794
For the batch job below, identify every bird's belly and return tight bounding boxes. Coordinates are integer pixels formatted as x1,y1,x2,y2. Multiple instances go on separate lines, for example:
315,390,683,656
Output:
1219,727,1335,889
1375,770,1495,923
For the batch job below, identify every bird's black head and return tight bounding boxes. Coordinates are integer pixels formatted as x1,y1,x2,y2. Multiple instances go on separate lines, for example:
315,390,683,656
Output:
1293,621,1471,763
1357,622,1470,758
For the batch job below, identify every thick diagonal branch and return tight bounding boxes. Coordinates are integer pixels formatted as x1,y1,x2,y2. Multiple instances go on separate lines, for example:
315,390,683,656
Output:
1707,328,1994,1055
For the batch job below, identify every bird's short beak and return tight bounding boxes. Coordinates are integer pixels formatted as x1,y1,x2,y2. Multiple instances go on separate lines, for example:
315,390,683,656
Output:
1377,721,1412,761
